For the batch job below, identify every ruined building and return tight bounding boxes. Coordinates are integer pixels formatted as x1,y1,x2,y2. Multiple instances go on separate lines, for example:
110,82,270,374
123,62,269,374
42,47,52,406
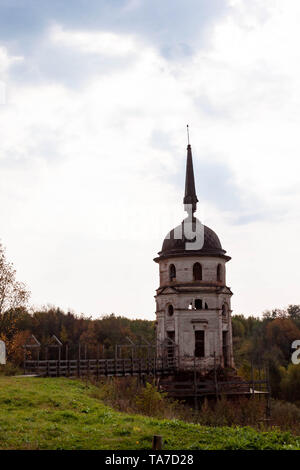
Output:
154,141,234,372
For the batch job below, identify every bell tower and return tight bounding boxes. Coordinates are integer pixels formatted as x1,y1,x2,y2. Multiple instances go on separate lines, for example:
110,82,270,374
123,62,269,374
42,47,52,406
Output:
154,135,234,372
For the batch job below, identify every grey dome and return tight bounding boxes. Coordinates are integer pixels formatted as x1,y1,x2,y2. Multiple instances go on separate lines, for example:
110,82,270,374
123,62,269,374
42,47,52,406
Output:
157,218,227,259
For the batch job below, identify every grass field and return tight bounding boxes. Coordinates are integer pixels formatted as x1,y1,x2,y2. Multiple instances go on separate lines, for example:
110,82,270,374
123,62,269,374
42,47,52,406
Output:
0,376,299,450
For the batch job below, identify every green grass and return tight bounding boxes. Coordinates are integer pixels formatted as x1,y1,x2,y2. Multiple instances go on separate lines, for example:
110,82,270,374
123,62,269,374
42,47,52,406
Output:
0,377,299,450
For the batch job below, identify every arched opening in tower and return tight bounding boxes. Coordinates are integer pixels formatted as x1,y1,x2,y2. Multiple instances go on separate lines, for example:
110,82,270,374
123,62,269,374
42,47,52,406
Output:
193,262,202,281
169,264,176,281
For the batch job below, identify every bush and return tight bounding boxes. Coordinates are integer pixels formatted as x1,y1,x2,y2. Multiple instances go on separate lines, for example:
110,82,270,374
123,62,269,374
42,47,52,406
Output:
194,396,266,428
92,376,300,435
93,377,183,419
135,382,168,417
0,362,22,376
270,399,300,433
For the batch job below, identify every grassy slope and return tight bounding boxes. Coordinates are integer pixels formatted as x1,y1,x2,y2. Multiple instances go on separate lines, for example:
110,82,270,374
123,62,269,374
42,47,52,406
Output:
0,377,299,450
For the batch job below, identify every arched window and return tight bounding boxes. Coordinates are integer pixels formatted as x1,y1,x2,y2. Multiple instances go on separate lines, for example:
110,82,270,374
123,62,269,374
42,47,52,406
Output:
168,305,174,316
169,264,176,281
195,299,202,310
217,264,222,282
205,302,208,310
222,303,227,316
193,262,202,281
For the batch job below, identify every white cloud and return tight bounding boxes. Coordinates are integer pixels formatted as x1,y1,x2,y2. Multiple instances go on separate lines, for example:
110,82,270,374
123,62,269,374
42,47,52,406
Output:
50,24,139,57
1,0,300,318
0,32,194,318
0,46,22,76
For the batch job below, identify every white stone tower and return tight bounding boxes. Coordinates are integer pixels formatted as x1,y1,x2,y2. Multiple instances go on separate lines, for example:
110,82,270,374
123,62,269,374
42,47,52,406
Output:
154,140,234,372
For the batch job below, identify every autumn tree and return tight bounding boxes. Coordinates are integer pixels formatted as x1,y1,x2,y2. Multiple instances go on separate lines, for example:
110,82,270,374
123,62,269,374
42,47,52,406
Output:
0,243,30,318
265,318,300,363
0,242,30,358
280,363,300,405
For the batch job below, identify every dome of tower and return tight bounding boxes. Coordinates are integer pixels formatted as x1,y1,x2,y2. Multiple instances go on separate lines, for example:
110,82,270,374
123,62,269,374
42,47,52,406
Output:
154,139,230,262
157,217,228,259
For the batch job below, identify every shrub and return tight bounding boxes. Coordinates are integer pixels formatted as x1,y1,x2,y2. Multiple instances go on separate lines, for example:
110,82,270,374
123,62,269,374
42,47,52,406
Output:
0,362,22,376
270,399,300,433
93,377,183,419
194,396,266,428
92,376,300,435
135,382,166,416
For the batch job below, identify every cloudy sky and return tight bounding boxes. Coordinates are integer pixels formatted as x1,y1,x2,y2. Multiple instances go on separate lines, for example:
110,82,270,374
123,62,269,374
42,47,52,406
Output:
0,0,299,319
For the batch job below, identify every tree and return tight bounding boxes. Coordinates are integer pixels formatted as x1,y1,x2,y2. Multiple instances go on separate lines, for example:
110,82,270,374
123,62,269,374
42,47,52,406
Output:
0,243,30,316
287,305,300,320
280,363,300,405
263,308,287,320
60,325,69,343
265,318,300,363
0,242,30,337
4,330,32,365
232,318,246,338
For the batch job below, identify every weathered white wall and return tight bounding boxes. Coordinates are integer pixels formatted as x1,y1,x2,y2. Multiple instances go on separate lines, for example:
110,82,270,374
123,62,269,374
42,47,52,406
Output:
155,255,234,371
0,340,6,365
159,256,226,286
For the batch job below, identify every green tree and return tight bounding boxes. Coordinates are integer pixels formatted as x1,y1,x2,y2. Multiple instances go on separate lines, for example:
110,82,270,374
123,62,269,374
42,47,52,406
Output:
0,243,30,325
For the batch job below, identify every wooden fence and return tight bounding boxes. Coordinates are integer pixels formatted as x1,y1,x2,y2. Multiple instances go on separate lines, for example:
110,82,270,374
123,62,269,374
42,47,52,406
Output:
24,356,177,378
158,379,269,398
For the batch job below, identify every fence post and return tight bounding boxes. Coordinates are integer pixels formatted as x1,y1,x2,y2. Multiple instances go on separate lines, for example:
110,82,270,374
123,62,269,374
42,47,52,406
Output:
37,350,40,376
78,343,81,378
152,435,163,450
193,355,198,411
214,352,219,399
265,362,271,420
97,344,100,380
251,359,254,398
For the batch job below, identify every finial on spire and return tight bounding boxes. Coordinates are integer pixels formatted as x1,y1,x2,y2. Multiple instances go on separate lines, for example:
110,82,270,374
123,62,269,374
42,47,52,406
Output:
183,126,198,214
187,124,190,146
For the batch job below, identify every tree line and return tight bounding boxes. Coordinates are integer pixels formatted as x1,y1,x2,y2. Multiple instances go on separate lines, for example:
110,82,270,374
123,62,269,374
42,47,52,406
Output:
1,241,300,405
232,306,300,405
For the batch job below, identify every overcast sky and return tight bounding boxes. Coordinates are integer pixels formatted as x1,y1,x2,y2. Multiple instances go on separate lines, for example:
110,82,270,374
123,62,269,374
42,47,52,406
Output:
0,0,299,319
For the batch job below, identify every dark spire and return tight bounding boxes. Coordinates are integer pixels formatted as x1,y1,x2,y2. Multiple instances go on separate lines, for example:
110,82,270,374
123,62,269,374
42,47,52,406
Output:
183,125,198,213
